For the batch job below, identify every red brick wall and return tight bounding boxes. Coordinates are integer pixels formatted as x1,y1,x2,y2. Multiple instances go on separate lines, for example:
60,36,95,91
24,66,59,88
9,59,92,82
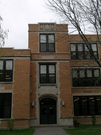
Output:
0,48,31,128
29,33,38,53
59,62,73,117
56,24,68,31
30,62,36,118
0,84,12,91
56,33,69,52
74,117,101,124
0,120,30,128
13,59,30,119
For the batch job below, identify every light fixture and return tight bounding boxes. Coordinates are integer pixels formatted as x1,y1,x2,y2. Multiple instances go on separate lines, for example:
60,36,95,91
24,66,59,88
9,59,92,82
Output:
32,101,34,107
62,100,65,106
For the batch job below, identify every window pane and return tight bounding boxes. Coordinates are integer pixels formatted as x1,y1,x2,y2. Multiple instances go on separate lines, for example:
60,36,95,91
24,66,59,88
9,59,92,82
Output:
81,97,88,105
6,60,12,70
48,35,54,43
40,44,47,52
0,71,4,81
0,61,3,70
49,43,55,52
74,97,80,105
40,35,46,43
72,70,79,86
74,97,80,116
85,52,90,59
78,44,83,51
92,44,97,51
79,69,85,78
93,52,98,59
79,71,86,86
78,52,84,59
4,94,11,105
40,75,47,83
49,75,55,83
96,96,101,115
72,70,78,78
71,44,76,51
40,65,46,73
89,97,95,115
87,69,92,77
49,65,55,73
85,45,89,51
0,94,3,118
94,69,99,77
5,71,13,81
71,52,76,59
3,106,11,118
81,97,88,115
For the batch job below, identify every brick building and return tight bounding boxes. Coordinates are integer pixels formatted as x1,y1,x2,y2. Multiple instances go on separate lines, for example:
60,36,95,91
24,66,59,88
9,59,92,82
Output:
0,23,101,128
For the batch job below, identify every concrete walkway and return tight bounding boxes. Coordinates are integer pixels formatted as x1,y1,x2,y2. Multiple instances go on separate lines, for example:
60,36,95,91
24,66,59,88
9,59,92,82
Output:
33,127,68,135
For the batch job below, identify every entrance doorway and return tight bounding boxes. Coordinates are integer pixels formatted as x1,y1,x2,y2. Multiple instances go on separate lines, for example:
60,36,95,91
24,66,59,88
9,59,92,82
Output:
40,98,57,124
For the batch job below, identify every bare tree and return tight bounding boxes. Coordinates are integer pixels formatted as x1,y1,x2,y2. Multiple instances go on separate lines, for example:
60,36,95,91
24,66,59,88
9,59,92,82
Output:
46,0,101,67
0,16,8,47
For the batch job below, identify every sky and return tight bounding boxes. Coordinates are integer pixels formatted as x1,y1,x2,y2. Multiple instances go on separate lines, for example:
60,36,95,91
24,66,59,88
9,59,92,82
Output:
0,0,58,49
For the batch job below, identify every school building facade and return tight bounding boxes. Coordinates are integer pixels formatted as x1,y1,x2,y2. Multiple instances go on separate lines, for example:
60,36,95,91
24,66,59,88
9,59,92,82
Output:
0,23,101,128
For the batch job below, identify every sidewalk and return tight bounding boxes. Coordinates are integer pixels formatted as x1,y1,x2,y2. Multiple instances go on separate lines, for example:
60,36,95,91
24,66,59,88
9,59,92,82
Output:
33,127,68,135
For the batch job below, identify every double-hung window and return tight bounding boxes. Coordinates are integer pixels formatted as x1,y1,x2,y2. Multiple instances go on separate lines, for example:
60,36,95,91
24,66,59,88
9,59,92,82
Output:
70,43,98,60
0,60,13,82
40,64,56,84
40,34,55,52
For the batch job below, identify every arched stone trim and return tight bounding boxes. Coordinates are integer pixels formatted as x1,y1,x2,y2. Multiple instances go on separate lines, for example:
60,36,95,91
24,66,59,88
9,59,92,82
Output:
39,94,57,101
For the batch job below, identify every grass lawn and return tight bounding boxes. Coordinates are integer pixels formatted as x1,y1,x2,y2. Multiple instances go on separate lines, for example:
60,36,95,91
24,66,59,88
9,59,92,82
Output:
0,128,34,135
65,125,101,135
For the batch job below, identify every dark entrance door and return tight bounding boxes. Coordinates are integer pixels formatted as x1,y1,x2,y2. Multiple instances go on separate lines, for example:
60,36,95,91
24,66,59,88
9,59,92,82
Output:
40,98,56,124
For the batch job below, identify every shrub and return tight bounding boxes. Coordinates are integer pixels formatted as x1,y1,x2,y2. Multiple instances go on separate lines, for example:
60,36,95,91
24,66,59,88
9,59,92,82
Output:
7,118,15,131
91,115,96,126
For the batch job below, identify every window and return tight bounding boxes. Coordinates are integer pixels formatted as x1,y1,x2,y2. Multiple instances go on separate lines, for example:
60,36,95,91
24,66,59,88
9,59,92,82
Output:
96,96,101,114
0,60,13,82
73,96,101,116
72,68,101,87
0,93,12,118
40,34,55,52
73,97,80,116
70,43,98,60
40,64,56,84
